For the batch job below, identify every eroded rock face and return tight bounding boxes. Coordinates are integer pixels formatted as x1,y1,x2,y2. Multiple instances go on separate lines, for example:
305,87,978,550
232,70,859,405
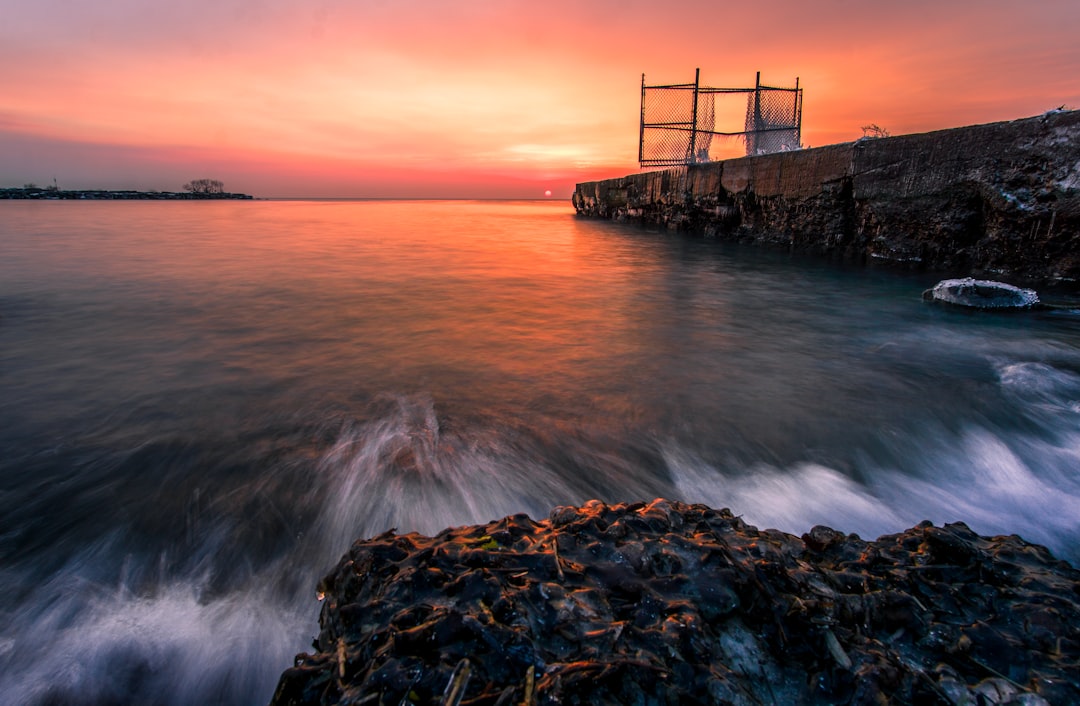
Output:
923,278,1041,309
270,499,1079,706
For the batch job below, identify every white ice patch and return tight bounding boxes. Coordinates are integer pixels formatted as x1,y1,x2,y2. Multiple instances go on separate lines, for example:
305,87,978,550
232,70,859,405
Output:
925,278,1039,309
997,188,1032,211
1058,160,1080,192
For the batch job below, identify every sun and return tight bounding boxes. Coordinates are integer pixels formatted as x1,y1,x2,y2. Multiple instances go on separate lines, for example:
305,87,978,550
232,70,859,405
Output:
544,190,552,197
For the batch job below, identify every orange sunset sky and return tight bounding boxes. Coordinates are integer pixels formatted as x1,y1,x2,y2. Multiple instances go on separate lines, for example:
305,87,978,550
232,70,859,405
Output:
2,0,1079,199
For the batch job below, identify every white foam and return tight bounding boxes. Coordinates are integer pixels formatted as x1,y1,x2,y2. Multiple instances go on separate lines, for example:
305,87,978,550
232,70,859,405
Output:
309,391,1080,565
881,427,1080,553
3,586,307,705
667,448,906,539
999,361,1080,408
665,422,1080,564
305,394,703,548
0,548,310,705
309,395,569,545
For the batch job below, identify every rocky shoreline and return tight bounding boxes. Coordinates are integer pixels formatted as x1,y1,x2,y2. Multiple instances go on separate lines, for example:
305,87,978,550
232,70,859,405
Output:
271,499,1079,705
0,186,253,200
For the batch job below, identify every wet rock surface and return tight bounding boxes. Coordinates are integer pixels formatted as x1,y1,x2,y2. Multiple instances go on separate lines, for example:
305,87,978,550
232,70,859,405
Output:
271,499,1080,705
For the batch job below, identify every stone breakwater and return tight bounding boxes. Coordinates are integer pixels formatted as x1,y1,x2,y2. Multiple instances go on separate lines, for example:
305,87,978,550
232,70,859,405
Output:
271,499,1079,705
573,111,1080,288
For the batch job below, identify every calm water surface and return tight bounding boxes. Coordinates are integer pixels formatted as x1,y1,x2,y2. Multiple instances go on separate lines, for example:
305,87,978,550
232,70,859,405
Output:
2,200,1079,704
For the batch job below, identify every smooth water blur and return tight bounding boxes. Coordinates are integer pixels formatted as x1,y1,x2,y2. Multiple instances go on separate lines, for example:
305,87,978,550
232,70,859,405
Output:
2,200,1080,704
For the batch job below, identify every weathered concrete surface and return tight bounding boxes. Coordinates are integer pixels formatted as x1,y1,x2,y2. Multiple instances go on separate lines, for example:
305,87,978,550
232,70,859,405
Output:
573,111,1080,287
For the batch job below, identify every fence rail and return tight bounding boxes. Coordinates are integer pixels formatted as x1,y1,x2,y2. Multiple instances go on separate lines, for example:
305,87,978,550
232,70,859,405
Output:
639,69,803,167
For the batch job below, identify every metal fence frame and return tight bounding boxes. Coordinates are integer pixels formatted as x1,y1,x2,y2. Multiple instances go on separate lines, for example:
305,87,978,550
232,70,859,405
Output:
639,69,803,167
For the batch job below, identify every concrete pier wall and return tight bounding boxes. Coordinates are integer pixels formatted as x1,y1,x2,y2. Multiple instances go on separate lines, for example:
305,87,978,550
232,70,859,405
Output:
573,110,1080,287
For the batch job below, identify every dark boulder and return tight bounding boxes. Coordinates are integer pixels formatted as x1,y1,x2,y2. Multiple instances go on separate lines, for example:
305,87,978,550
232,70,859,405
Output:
270,499,1078,706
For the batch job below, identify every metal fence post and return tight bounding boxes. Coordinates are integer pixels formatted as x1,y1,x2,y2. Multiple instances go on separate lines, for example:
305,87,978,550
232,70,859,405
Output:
639,73,646,165
688,68,700,164
752,71,762,155
794,78,802,149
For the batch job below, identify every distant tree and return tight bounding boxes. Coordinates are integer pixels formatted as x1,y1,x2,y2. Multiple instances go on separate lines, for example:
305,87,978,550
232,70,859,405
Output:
182,179,225,195
860,124,890,139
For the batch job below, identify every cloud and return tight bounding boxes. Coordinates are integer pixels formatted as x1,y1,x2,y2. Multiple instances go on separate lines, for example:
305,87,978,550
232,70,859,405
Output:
2,0,1079,196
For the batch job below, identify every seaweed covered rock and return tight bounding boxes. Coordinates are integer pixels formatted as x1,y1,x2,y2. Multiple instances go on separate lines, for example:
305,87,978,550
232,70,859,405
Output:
270,499,1080,705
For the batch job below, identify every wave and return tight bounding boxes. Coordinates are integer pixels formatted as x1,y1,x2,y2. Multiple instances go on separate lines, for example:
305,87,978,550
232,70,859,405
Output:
0,541,309,705
4,366,1080,704
666,359,1080,564
305,387,1080,565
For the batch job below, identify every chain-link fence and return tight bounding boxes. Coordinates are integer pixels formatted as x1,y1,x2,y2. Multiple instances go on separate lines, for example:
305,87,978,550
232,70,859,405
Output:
639,70,802,167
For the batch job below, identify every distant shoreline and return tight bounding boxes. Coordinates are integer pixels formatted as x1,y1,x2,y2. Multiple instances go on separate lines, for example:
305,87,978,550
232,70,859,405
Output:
0,186,253,200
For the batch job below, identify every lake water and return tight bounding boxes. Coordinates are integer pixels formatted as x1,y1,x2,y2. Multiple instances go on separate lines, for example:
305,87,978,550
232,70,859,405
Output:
2,199,1079,704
